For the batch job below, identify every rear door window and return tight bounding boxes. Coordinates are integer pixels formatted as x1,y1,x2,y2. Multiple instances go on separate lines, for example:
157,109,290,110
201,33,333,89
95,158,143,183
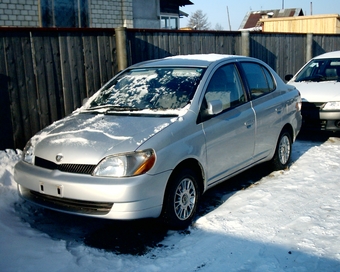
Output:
240,62,276,99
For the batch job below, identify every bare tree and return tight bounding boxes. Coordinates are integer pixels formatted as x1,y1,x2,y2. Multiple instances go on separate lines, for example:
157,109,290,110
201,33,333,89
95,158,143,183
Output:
215,23,224,31
188,10,211,30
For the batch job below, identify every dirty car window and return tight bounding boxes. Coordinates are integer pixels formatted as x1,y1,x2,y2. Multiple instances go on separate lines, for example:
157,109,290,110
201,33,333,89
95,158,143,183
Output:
89,68,205,110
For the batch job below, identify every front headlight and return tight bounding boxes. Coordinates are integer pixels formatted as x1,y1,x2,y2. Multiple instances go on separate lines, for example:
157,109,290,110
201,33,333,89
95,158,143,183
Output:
22,140,34,165
323,102,340,110
93,149,156,177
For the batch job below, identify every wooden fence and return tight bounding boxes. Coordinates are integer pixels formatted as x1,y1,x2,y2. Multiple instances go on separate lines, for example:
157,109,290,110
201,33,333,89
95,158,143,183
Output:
126,29,340,79
0,28,118,149
1,27,340,150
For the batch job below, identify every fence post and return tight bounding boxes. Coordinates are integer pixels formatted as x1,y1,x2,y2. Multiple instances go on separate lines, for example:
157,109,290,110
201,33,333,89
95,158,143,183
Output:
306,33,313,62
241,31,250,57
115,27,128,71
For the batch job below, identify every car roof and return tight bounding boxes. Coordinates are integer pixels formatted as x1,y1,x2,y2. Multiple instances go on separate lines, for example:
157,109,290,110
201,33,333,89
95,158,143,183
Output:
314,50,340,59
130,54,248,68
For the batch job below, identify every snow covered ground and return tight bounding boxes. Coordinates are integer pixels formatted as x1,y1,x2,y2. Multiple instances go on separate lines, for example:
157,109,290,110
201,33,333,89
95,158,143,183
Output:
1,133,340,272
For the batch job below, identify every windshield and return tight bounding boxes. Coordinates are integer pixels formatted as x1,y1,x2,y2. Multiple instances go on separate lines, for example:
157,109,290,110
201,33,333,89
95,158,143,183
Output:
87,67,205,111
295,58,340,82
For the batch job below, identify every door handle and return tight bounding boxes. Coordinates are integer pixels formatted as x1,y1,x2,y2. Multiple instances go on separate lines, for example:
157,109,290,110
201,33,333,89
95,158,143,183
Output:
244,119,254,128
275,106,283,113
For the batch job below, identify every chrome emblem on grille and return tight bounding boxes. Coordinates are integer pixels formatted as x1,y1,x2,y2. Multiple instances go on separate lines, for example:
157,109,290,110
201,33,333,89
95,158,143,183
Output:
56,154,63,162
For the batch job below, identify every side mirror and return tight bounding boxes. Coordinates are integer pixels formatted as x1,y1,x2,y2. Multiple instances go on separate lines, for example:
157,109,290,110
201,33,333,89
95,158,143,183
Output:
285,74,293,81
206,100,223,115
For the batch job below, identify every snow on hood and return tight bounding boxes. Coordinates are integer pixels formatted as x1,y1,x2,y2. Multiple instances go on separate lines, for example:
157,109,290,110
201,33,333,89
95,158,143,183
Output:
165,54,239,62
289,81,340,103
31,112,176,165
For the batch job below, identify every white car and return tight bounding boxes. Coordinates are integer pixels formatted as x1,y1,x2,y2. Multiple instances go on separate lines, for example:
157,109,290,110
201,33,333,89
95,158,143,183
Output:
286,51,340,131
14,54,302,229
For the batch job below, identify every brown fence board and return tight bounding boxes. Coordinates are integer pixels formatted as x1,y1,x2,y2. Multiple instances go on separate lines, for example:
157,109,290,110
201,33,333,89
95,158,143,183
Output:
0,35,14,149
22,33,40,136
68,34,86,110
313,34,340,56
4,34,28,148
83,35,101,97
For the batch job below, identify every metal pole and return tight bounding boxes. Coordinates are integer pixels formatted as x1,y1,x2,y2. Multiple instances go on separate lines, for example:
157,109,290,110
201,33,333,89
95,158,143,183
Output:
241,31,250,57
115,27,128,72
306,33,313,62
310,2,313,15
227,6,231,31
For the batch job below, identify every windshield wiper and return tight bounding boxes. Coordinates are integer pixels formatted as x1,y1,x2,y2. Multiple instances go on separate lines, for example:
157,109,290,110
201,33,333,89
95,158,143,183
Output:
81,105,143,115
85,105,141,111
105,106,142,113
297,74,327,82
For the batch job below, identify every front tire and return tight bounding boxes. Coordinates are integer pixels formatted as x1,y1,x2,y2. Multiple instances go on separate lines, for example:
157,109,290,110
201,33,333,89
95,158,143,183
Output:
271,130,292,170
161,168,200,230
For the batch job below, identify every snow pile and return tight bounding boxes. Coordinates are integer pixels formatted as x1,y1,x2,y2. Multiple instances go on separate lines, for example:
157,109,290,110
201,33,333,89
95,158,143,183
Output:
1,136,340,272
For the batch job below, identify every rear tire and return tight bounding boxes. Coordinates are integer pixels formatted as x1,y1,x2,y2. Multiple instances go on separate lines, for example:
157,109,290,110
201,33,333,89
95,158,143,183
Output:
271,130,292,170
161,168,200,230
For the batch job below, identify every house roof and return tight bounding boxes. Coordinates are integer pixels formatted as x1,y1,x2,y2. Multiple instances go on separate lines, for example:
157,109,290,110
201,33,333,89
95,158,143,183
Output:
239,8,304,30
174,0,194,7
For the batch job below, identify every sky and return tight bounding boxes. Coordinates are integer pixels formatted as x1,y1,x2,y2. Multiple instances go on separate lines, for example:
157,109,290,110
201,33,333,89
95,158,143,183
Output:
180,0,340,30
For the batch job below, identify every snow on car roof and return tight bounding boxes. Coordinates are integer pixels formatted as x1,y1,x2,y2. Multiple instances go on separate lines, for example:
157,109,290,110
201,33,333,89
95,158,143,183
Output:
166,54,239,62
314,50,340,59
132,54,246,68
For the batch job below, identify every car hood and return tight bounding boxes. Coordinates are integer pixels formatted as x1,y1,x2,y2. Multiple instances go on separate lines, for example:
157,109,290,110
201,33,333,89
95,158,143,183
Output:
289,81,340,103
32,113,176,165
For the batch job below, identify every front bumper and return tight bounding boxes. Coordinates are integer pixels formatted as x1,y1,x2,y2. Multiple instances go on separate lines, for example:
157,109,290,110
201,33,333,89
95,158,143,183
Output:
301,102,340,131
14,160,171,220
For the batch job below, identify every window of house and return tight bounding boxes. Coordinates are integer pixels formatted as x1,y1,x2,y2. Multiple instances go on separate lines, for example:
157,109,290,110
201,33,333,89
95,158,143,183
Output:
160,16,178,29
40,0,89,27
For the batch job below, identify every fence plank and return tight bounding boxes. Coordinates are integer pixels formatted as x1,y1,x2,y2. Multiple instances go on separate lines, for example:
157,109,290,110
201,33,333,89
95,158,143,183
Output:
22,33,40,136
4,33,34,148
98,34,114,85
59,33,74,116
83,34,101,97
68,33,86,109
0,35,14,149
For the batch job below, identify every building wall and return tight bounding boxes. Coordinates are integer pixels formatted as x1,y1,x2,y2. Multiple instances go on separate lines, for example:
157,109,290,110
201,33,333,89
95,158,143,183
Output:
0,0,39,27
0,0,134,28
133,0,159,29
90,0,133,28
261,14,340,34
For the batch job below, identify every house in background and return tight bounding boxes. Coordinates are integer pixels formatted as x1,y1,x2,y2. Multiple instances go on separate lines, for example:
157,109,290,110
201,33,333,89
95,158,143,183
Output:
239,8,304,31
134,0,192,29
239,8,340,34
260,14,340,34
0,0,193,29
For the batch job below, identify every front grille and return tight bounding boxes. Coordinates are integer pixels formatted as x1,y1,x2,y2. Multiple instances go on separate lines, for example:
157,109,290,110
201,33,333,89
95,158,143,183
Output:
35,156,96,175
27,189,113,215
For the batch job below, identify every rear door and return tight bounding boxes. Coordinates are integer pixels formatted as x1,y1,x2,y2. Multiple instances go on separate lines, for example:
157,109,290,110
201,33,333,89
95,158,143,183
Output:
200,63,256,187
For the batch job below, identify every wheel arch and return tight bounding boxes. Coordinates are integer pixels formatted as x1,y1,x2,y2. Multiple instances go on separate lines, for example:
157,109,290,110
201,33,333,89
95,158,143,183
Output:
167,158,205,196
160,158,205,229
281,123,294,140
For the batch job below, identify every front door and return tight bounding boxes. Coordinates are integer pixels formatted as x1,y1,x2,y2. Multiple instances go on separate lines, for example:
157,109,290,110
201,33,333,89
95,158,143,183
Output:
201,64,256,187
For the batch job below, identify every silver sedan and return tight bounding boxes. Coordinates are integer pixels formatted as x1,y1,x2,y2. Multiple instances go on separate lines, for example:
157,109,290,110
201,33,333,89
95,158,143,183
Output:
14,54,302,229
